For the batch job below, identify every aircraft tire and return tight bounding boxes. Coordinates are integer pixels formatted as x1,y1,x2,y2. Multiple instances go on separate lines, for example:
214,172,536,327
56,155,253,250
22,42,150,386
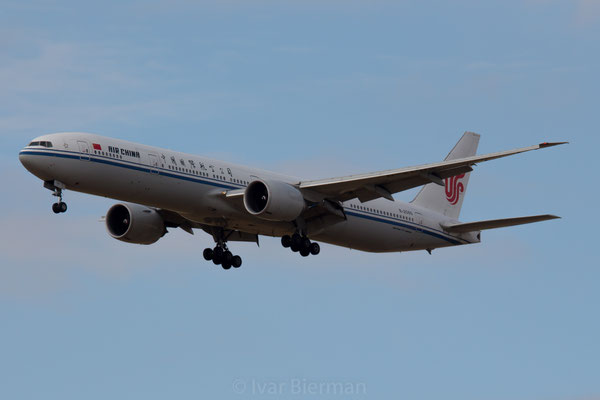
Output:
232,256,242,268
301,237,311,251
203,248,213,261
223,251,233,264
213,246,224,259
310,242,320,255
291,233,302,248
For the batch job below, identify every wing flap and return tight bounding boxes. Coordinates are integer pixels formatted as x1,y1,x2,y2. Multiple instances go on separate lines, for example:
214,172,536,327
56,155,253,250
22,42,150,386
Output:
441,214,561,233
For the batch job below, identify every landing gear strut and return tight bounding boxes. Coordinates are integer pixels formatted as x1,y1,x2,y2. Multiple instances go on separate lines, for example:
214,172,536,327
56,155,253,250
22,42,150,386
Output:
281,233,320,257
45,180,67,214
203,243,242,270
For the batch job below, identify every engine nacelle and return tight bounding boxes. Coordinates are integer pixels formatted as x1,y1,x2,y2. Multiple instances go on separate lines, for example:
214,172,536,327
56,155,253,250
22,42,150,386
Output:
243,179,305,221
105,203,165,245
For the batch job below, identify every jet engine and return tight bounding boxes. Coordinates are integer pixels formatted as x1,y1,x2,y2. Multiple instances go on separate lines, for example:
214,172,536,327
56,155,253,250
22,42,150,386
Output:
243,179,305,221
105,203,166,245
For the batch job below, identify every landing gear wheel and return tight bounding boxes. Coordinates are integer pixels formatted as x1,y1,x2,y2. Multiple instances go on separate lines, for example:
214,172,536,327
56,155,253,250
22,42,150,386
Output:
223,251,233,265
213,246,224,259
47,183,67,214
281,235,292,248
309,242,320,255
205,233,243,270
203,248,214,261
291,233,302,248
290,243,300,252
301,237,311,251
212,248,222,265
300,248,310,257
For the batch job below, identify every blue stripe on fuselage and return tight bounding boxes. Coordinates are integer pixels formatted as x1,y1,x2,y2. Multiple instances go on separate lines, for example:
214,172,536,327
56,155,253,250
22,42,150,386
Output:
19,149,241,190
344,210,464,245
20,148,467,245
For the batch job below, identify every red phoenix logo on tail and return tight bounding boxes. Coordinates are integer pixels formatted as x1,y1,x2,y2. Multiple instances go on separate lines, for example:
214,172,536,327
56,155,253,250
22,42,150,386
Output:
445,174,465,205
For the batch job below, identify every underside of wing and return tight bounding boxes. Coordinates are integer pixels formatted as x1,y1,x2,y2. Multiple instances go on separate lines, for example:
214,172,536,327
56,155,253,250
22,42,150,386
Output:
157,208,259,244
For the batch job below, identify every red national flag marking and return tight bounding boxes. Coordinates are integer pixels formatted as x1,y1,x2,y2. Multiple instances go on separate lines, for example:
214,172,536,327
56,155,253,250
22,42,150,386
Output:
92,143,102,150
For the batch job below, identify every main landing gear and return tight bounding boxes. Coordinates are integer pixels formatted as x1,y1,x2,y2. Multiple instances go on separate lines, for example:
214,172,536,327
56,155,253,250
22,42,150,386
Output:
44,180,67,214
281,233,320,257
203,244,242,270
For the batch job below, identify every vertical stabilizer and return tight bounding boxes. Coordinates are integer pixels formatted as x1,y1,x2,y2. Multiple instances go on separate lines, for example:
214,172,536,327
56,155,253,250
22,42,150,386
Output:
411,132,480,220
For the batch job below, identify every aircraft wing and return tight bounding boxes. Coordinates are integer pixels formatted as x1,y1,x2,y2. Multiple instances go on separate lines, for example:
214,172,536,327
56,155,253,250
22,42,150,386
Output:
157,208,259,244
298,142,566,203
441,214,560,233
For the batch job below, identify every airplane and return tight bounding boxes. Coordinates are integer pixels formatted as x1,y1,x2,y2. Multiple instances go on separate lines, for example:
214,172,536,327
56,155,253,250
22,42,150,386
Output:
19,131,565,269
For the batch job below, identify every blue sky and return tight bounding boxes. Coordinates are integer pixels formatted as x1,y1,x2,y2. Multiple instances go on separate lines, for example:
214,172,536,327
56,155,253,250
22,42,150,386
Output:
1,1,598,399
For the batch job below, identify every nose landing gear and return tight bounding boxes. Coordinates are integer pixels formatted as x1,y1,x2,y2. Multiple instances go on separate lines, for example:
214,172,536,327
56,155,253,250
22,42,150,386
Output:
52,201,67,214
44,180,68,214
281,233,320,257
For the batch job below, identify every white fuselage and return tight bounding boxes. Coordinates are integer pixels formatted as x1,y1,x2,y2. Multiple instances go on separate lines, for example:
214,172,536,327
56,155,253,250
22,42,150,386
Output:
19,132,479,252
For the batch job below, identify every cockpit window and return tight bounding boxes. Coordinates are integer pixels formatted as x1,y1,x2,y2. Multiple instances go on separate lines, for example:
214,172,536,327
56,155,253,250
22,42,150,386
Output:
28,141,53,147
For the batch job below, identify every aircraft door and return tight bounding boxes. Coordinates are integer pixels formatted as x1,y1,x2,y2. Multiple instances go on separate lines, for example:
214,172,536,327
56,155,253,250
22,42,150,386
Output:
77,141,91,161
414,211,424,226
148,153,159,174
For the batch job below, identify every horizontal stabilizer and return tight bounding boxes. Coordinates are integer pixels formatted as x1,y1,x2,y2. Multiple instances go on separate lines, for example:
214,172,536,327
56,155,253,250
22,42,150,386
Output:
442,214,560,233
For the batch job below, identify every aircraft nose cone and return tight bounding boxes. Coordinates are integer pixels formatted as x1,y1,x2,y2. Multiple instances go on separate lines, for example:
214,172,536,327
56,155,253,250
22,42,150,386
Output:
19,149,53,180
19,150,34,170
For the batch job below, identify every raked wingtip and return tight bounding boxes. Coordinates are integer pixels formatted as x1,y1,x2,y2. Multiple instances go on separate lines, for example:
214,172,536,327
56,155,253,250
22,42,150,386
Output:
539,141,569,148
